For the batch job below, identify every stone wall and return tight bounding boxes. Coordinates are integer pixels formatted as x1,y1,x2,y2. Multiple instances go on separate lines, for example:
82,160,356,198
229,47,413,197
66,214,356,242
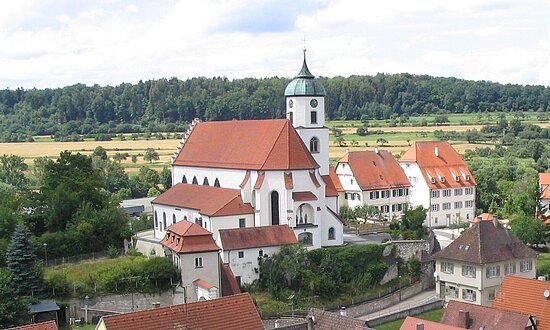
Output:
366,299,444,327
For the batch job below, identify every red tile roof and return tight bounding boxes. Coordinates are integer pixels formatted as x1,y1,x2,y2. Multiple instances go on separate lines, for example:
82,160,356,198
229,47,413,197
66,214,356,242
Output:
293,191,318,201
433,220,537,264
173,119,319,170
161,221,220,254
540,173,550,185
221,264,241,296
492,276,550,330
153,183,253,217
400,141,476,189
219,225,298,250
254,172,265,189
400,317,463,330
193,279,214,289
339,150,410,191
6,321,57,330
310,171,321,188
99,293,263,330
441,300,532,329
322,173,340,197
239,170,250,188
285,172,294,189
328,166,344,192
470,212,496,223
308,308,371,329
541,173,550,199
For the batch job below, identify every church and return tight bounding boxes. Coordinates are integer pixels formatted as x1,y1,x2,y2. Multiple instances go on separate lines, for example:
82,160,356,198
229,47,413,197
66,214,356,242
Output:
149,53,344,250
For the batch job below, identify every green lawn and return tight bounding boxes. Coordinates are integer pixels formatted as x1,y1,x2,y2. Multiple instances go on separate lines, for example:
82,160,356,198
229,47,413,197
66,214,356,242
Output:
538,252,550,277
375,308,444,330
45,256,130,283
60,324,96,330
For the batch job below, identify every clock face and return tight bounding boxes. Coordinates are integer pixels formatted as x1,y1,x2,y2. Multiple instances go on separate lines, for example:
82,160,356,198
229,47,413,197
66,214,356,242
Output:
288,99,294,108
310,99,318,108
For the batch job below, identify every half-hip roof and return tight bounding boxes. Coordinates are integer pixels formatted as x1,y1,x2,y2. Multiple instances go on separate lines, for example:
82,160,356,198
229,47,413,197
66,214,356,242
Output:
160,221,220,254
173,119,319,171
432,220,537,264
219,225,298,250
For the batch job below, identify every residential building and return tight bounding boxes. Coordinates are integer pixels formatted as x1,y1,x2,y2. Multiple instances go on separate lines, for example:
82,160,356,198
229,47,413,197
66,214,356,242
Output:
492,276,550,330
5,321,58,330
433,219,537,306
399,317,463,330
160,221,221,302
95,293,264,330
142,53,343,251
218,225,298,285
399,141,477,227
540,173,550,215
441,300,536,329
335,150,411,220
272,308,372,329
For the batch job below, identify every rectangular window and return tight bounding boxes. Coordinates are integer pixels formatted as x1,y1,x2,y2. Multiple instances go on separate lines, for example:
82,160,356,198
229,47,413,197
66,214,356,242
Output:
381,205,389,213
442,262,454,274
505,262,516,275
454,201,463,209
239,218,246,228
443,189,452,197
259,250,263,257
488,290,496,301
465,187,474,195
392,189,397,197
462,289,477,302
442,202,451,210
289,112,293,124
405,188,409,196
310,111,317,124
370,191,380,199
462,265,476,278
381,190,390,198
454,188,463,196
445,285,459,298
431,190,440,198
486,265,500,278
520,260,533,272
431,204,440,211
238,251,244,258
194,257,203,268
465,200,474,208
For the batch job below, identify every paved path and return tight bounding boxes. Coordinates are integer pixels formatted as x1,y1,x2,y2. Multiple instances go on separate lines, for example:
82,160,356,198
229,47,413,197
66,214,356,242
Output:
343,232,392,245
433,229,462,248
357,290,440,321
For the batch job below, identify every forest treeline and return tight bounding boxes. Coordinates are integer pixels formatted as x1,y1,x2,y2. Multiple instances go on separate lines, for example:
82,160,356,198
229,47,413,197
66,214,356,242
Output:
1,73,550,140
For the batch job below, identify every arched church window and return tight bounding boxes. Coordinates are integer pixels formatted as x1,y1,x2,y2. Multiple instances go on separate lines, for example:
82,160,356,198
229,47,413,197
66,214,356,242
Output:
328,227,335,240
270,191,280,225
192,176,198,185
310,110,317,124
172,214,176,224
214,178,220,187
203,177,209,186
310,137,319,153
182,175,187,184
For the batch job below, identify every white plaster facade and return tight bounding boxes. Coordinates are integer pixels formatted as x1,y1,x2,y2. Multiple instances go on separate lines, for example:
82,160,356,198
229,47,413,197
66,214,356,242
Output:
220,245,282,285
168,250,220,303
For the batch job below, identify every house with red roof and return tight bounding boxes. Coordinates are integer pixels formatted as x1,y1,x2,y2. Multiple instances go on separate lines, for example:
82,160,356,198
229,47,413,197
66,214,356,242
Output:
399,317,464,330
160,221,221,302
441,300,535,329
540,173,550,216
218,225,298,285
5,320,57,330
336,150,411,220
143,53,343,251
399,141,477,227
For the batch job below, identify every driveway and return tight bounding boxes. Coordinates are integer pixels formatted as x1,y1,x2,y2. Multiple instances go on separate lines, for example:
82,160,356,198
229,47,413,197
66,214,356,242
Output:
344,232,392,245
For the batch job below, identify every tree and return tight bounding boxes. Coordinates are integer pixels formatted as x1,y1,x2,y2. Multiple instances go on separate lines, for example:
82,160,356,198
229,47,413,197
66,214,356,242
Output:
92,146,108,160
143,148,160,163
0,155,29,189
6,224,42,296
434,115,449,125
0,269,28,328
390,206,427,240
509,214,546,245
131,155,138,163
335,136,345,147
376,138,388,146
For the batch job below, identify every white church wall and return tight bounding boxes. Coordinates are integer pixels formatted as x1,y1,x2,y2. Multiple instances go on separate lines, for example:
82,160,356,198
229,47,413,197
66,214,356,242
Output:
210,214,254,241
172,166,246,189
223,245,282,285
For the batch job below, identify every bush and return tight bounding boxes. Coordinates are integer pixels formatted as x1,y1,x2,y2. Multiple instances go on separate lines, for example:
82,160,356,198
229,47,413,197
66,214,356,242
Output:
106,245,118,259
44,272,71,297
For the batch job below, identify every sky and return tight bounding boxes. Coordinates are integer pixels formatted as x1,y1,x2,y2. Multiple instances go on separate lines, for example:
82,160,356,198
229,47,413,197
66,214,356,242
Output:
1,0,550,89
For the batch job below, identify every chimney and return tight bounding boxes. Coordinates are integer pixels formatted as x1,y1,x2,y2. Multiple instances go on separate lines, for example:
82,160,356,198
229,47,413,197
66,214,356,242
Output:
375,148,379,154
416,322,424,330
339,307,347,317
493,217,499,227
434,146,439,157
458,310,470,328
307,316,315,330
152,302,161,309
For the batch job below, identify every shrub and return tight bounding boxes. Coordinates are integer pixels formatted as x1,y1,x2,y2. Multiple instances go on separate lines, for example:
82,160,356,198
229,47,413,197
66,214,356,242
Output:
106,245,118,259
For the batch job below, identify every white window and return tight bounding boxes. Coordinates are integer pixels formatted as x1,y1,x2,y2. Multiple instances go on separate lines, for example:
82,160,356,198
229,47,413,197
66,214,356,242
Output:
462,265,476,278
443,189,452,197
445,285,459,298
520,260,533,272
486,265,500,278
442,262,454,274
431,190,440,198
309,137,319,153
310,111,317,124
381,205,390,213
404,188,409,196
488,290,496,301
465,200,474,208
442,202,451,210
462,288,477,302
194,257,203,268
454,188,463,196
238,251,244,258
431,204,440,211
505,262,516,275
454,201,463,209
465,187,474,195
239,218,246,228
259,250,263,257
370,191,380,199
381,190,390,198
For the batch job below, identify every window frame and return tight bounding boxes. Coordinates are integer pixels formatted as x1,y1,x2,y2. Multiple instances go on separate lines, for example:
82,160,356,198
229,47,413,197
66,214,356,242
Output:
194,257,203,268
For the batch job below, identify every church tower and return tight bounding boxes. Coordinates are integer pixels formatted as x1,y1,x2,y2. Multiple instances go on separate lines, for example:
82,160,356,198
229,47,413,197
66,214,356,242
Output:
284,51,329,175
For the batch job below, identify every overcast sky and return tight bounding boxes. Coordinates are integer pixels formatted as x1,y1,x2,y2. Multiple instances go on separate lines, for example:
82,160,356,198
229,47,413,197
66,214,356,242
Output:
1,0,549,89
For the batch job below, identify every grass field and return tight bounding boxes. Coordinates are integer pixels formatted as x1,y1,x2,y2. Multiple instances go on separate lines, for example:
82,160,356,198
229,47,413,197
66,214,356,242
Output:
376,308,444,330
45,256,131,283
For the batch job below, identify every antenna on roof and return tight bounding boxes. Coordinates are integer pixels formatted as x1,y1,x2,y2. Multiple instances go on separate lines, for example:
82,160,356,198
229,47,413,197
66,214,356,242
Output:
303,34,307,54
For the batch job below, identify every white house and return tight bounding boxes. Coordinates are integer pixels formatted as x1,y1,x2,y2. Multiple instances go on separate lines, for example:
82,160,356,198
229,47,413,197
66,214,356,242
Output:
399,141,477,227
336,150,411,220
218,225,298,286
147,52,343,249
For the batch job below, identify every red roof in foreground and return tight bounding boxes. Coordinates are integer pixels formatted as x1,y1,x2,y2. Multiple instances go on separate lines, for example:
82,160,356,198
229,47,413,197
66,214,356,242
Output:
221,264,241,296
441,300,532,329
219,225,298,250
161,221,220,254
470,212,495,223
339,150,411,191
400,141,476,189
153,183,253,217
541,173,550,199
100,293,263,330
400,316,463,330
7,321,57,330
492,276,550,330
173,119,319,170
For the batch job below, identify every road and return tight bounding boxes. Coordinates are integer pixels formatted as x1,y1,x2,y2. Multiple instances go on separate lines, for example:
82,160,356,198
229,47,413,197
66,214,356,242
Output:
357,290,440,321
344,232,392,245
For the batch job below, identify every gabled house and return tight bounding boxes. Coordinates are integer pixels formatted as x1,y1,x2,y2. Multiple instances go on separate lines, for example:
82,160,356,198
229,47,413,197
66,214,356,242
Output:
95,293,264,330
218,225,298,285
5,320,58,330
432,219,537,306
335,150,411,220
540,173,550,215
441,300,536,329
399,317,463,330
160,220,221,302
399,141,476,227
492,276,550,330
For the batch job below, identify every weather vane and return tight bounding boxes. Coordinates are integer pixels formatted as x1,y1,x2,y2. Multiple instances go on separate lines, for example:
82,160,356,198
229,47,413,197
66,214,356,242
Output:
303,34,307,54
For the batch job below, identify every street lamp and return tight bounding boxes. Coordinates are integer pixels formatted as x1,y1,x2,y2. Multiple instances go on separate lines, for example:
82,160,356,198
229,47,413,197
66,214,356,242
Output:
43,243,48,267
84,295,89,324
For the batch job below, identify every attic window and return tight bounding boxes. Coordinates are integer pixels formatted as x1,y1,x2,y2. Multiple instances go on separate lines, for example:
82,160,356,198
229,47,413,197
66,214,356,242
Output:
203,177,209,186
214,178,220,187
176,237,180,246
192,176,198,185
182,175,187,184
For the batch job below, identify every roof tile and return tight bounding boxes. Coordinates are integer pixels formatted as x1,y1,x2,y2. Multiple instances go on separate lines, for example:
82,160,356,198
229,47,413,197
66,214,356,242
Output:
400,316,463,330
6,321,57,330
160,221,220,254
441,300,532,329
219,225,298,250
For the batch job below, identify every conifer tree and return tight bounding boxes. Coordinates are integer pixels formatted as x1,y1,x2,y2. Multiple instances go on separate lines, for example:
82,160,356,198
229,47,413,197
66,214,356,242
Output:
6,223,42,296
0,269,27,328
